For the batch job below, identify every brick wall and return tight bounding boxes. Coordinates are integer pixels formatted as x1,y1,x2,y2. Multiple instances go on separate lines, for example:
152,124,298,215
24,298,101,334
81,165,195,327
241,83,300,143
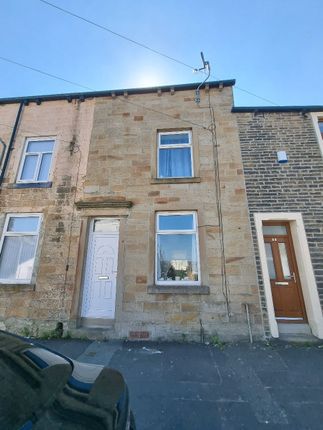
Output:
237,112,323,333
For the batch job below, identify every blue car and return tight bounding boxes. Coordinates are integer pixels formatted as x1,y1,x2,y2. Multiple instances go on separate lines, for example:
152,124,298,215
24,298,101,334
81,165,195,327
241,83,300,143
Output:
0,330,135,430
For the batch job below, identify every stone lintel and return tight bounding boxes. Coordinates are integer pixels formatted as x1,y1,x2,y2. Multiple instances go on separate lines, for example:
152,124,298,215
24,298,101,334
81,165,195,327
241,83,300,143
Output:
75,199,133,209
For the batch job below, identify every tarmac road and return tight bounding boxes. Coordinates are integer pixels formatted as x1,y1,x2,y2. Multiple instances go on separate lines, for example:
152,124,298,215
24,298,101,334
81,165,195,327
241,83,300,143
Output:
38,338,323,430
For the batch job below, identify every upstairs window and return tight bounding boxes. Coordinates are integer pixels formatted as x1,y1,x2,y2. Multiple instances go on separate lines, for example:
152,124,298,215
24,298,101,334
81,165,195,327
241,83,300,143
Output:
0,214,41,283
156,212,200,286
17,138,55,183
157,131,193,178
318,118,323,139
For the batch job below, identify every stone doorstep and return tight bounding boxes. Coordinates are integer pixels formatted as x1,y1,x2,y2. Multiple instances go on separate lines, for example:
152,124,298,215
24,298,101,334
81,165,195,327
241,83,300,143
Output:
277,323,319,343
80,317,115,329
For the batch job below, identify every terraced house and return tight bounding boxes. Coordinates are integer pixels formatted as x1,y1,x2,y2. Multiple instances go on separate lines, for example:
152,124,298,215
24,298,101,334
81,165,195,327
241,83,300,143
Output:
0,80,322,342
235,106,323,340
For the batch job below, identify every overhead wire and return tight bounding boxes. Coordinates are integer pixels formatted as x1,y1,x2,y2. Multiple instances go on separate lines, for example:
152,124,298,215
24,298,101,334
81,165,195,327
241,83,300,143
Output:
38,0,194,70
37,0,280,106
0,56,93,91
0,57,211,132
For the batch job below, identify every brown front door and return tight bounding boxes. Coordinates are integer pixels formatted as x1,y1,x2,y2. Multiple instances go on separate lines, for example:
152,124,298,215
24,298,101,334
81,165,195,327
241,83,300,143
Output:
263,222,307,323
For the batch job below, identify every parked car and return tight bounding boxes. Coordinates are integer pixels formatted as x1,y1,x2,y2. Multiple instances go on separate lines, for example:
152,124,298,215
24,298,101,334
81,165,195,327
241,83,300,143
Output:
0,330,135,430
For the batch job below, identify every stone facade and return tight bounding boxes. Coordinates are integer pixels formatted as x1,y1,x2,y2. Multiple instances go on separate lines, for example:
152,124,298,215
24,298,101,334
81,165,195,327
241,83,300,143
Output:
0,98,95,335
236,110,323,336
0,82,263,341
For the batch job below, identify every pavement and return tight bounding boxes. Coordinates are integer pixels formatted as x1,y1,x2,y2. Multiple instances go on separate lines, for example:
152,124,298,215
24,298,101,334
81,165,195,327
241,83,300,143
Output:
37,338,323,430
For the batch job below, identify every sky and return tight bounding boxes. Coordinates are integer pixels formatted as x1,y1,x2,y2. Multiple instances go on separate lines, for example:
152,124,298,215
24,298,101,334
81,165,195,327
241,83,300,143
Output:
0,0,322,106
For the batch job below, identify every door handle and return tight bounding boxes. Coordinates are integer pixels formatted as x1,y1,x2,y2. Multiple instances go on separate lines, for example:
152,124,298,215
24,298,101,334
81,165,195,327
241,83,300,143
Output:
275,281,289,285
98,275,109,280
291,272,296,282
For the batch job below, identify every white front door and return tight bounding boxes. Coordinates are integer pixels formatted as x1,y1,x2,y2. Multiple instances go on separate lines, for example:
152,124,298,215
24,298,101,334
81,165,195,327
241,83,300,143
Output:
81,218,119,319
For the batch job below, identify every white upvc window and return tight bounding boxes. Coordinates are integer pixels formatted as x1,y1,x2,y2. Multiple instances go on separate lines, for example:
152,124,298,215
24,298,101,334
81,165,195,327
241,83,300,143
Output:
318,118,323,140
311,113,323,158
155,212,201,286
157,131,193,178
0,214,42,283
17,137,55,183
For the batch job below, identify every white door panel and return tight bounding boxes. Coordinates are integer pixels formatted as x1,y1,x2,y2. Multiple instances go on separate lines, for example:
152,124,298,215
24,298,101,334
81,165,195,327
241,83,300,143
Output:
81,220,119,319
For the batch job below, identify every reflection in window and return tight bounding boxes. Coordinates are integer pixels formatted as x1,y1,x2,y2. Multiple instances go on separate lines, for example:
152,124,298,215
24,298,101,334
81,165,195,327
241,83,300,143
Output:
156,213,200,285
278,242,291,279
265,243,276,279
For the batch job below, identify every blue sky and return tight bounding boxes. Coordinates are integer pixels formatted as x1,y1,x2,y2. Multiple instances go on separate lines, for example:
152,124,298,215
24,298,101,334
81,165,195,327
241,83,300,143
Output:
0,0,322,106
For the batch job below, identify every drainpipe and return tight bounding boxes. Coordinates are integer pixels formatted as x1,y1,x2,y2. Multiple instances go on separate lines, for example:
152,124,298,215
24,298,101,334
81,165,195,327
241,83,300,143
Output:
0,139,7,167
0,101,24,186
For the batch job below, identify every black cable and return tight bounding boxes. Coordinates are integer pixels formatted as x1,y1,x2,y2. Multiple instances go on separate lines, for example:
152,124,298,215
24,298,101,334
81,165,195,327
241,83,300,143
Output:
38,0,280,106
0,121,81,147
38,0,194,70
116,97,208,130
207,91,231,318
0,56,93,91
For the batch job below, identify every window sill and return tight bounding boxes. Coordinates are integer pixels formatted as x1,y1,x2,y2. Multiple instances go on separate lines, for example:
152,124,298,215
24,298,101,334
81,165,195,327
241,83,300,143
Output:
147,285,210,294
8,182,52,189
0,283,35,291
150,177,201,185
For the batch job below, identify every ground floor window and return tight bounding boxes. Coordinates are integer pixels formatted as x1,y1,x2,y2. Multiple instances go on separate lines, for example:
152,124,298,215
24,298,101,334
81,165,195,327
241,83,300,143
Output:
0,214,41,283
156,212,200,285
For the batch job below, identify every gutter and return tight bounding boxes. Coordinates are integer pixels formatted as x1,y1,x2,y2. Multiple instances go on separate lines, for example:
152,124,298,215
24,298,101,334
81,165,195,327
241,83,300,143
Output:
232,105,323,113
0,101,24,186
0,79,236,105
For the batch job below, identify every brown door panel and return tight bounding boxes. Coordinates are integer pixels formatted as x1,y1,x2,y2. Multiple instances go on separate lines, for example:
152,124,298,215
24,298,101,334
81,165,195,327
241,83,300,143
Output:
264,223,307,323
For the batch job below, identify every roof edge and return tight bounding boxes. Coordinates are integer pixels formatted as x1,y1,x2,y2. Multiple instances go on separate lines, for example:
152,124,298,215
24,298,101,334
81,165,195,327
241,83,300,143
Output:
0,79,235,105
232,105,323,113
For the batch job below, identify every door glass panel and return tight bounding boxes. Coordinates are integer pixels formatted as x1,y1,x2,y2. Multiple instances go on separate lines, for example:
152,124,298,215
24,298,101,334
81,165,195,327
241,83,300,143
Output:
265,243,276,279
278,242,291,279
263,225,287,235
93,219,119,233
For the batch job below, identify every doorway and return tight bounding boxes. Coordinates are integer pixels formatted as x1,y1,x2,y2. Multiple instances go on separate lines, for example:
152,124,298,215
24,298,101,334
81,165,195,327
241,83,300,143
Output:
263,222,307,323
81,218,119,321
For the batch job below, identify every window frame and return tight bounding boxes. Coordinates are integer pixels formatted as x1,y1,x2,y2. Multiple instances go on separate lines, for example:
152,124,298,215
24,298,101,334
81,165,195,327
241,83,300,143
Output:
318,118,323,139
17,137,56,184
0,213,42,284
311,113,323,158
157,130,194,179
155,211,201,286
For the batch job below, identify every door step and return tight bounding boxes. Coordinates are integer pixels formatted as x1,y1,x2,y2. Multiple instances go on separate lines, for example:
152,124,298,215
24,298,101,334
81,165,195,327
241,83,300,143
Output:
80,317,115,329
278,323,318,342
278,323,311,335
